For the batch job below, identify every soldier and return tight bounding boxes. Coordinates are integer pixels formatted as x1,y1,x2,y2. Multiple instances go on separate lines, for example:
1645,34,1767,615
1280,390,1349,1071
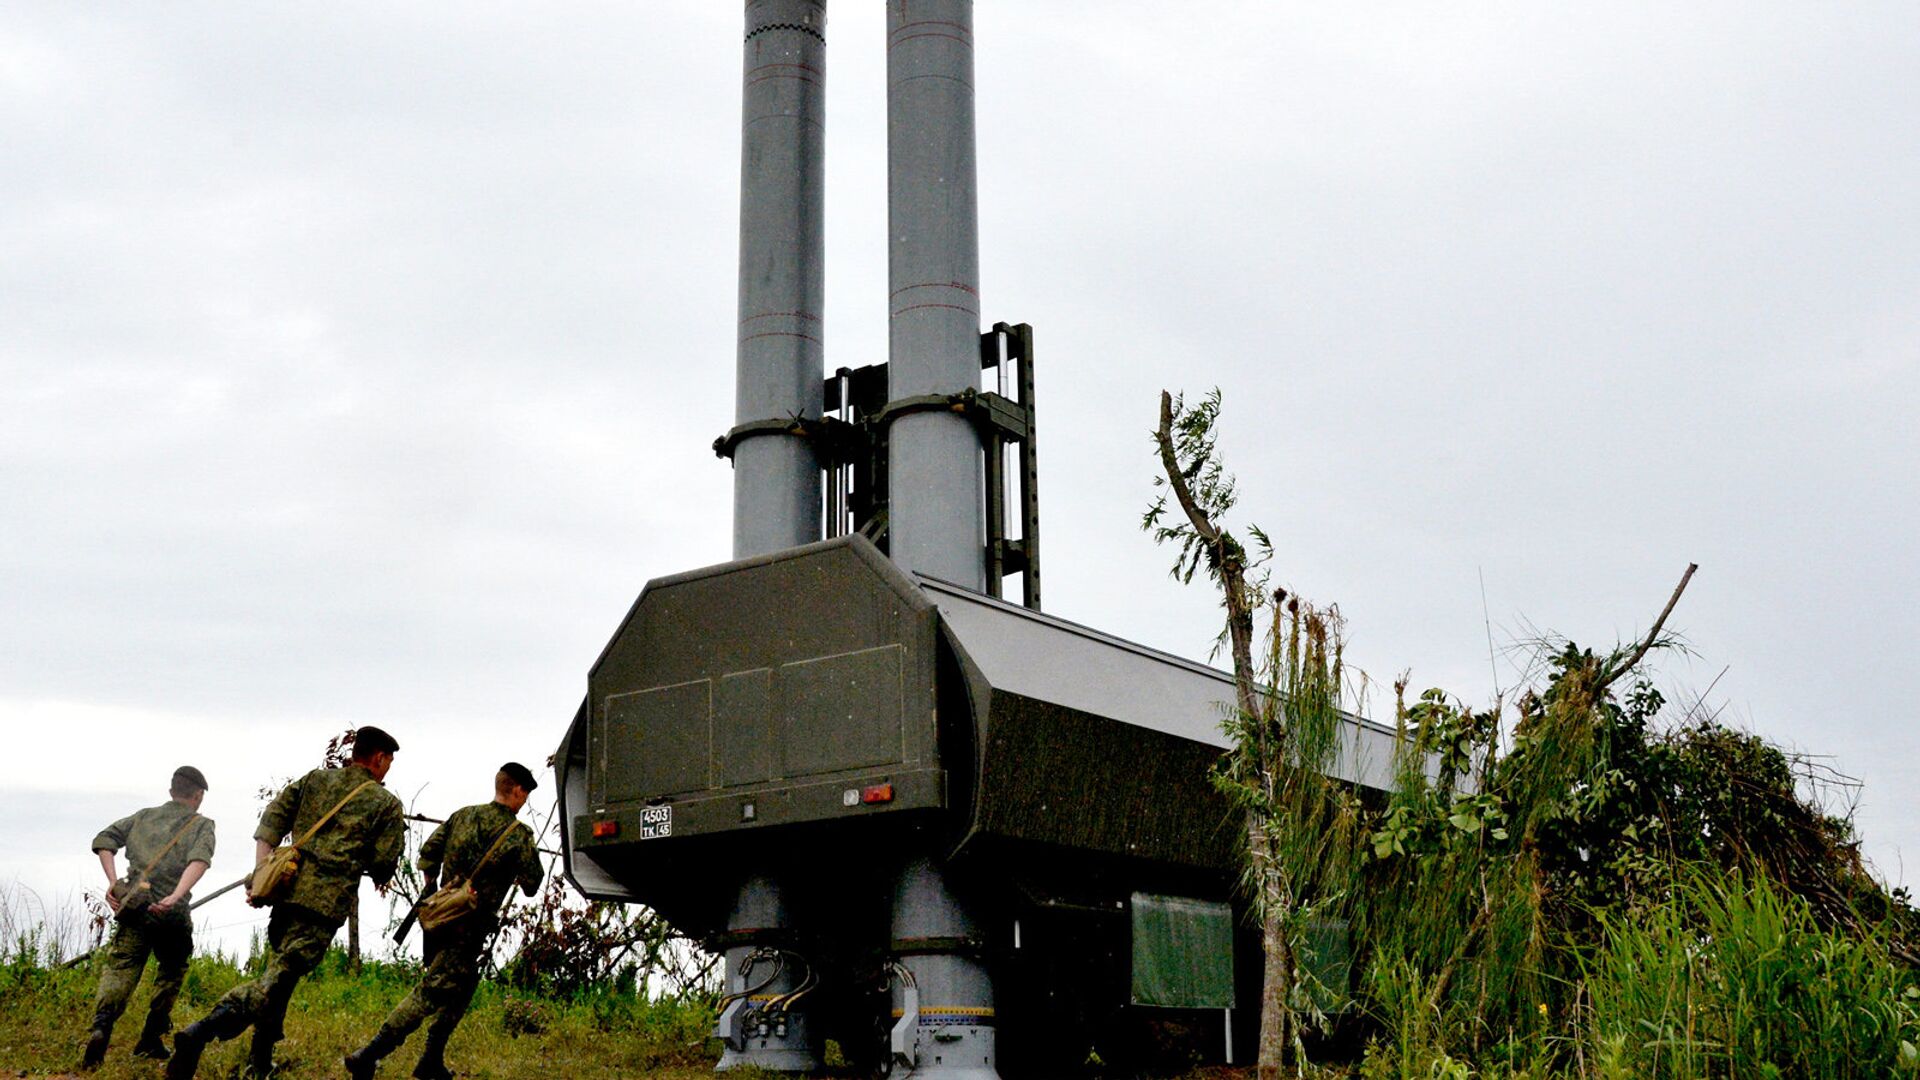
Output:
167,726,405,1080
80,765,216,1070
345,762,544,1080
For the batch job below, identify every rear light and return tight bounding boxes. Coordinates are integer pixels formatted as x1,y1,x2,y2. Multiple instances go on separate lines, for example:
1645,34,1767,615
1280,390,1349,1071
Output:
591,819,619,838
861,783,894,804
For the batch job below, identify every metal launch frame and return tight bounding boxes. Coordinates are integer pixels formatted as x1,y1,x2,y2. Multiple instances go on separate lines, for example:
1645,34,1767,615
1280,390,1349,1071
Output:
716,319,1041,611
554,2,1400,1075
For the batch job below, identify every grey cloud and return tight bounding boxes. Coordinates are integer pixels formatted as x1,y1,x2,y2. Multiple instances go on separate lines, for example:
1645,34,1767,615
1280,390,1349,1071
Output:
3,4,1915,906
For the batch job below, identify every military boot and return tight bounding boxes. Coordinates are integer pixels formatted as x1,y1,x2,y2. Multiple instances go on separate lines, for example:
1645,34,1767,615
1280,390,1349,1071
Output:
411,1026,454,1080
344,1023,408,1080
166,999,250,1080
78,1017,112,1071
131,1010,172,1060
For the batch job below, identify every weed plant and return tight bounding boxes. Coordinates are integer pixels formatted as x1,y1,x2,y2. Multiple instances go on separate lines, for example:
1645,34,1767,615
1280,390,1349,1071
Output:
1584,870,1920,1078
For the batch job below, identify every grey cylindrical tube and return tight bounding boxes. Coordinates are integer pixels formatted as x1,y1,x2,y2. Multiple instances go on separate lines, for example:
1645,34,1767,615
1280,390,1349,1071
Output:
718,874,821,1072
734,0,827,559
886,0,985,589
892,855,1000,1078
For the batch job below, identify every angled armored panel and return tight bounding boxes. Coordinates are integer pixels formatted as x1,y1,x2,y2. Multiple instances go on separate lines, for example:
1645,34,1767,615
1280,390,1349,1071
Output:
922,579,1404,879
562,536,953,923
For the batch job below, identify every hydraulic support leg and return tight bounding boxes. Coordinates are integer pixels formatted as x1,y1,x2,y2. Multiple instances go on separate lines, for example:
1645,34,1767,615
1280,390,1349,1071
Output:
891,855,1000,1079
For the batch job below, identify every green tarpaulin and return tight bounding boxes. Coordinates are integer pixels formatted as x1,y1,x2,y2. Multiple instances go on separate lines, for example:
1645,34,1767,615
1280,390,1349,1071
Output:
1130,892,1234,1008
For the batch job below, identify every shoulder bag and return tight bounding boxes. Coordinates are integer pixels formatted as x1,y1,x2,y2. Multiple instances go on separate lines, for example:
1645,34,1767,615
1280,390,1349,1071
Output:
417,820,523,932
247,780,376,909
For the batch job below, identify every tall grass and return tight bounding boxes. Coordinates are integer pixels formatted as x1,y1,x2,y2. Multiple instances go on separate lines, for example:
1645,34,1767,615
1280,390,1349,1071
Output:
1,879,107,967
0,942,727,1079
1584,869,1920,1079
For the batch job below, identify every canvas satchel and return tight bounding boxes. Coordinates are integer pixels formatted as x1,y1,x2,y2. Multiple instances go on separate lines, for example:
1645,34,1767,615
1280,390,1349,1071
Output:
417,819,522,933
247,779,377,909
109,812,201,919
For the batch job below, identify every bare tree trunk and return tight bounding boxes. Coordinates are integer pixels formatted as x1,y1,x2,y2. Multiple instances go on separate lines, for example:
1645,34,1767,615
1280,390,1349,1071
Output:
1253,815,1293,1080
1155,392,1259,716
347,897,361,971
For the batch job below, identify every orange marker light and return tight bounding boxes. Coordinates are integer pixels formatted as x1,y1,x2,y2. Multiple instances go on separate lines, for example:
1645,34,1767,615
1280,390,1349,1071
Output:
592,819,619,838
861,783,894,804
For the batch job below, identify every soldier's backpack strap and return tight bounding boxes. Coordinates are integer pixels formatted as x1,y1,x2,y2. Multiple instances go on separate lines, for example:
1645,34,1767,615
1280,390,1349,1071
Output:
111,812,203,915
413,818,527,934
135,813,203,884
466,819,525,883
291,780,378,851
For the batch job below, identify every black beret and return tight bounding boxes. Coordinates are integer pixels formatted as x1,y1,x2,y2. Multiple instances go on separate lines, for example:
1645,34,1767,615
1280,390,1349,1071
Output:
172,765,209,792
353,726,400,756
500,761,538,793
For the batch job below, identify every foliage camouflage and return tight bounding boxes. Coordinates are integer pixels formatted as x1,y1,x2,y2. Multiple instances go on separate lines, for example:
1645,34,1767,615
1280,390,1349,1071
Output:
87,908,193,1049
1152,386,1920,1078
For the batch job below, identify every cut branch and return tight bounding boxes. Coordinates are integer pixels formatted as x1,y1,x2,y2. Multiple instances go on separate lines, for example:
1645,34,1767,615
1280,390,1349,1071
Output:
1597,562,1697,693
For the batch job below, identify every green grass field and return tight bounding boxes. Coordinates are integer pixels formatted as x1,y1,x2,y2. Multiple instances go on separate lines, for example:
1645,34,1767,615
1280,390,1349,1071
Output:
2,947,746,1079
2,946,1251,1079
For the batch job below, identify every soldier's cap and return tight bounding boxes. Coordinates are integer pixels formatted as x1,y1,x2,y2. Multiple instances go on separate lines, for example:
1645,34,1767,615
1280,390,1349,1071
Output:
500,761,538,793
352,725,400,756
172,765,209,793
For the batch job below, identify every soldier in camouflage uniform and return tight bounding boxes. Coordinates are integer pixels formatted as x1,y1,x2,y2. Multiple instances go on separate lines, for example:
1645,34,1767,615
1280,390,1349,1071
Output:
80,765,216,1070
167,726,405,1080
346,762,544,1080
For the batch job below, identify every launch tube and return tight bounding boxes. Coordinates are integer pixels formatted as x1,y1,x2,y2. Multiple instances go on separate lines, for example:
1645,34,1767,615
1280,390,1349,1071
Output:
734,0,828,559
885,0,986,589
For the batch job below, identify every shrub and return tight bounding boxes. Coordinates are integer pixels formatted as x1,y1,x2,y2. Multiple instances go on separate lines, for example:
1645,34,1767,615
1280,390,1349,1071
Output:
501,994,551,1036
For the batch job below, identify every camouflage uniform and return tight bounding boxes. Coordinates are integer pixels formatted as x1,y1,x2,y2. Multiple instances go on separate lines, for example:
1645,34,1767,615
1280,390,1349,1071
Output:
169,763,402,1078
356,801,541,1077
88,801,216,1054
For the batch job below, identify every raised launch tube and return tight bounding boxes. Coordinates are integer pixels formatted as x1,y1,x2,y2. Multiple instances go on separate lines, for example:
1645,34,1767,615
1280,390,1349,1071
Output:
733,0,828,560
885,0,986,590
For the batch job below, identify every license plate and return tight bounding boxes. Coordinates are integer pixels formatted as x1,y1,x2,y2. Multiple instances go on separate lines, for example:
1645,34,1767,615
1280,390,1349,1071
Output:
639,804,673,840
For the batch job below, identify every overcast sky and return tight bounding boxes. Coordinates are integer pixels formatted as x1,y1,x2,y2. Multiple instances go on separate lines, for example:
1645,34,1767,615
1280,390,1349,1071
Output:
4,3,1917,958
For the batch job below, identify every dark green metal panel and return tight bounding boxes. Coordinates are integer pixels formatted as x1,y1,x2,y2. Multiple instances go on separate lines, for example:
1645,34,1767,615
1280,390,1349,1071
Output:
780,644,906,777
714,668,776,788
1296,918,1353,1013
967,691,1237,872
584,538,944,841
604,679,711,803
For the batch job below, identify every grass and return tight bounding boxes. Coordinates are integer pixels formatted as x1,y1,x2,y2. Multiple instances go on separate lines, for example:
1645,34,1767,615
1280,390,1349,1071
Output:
2,943,1262,1079
12,879,1915,1078
1,946,726,1079
1583,870,1920,1079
